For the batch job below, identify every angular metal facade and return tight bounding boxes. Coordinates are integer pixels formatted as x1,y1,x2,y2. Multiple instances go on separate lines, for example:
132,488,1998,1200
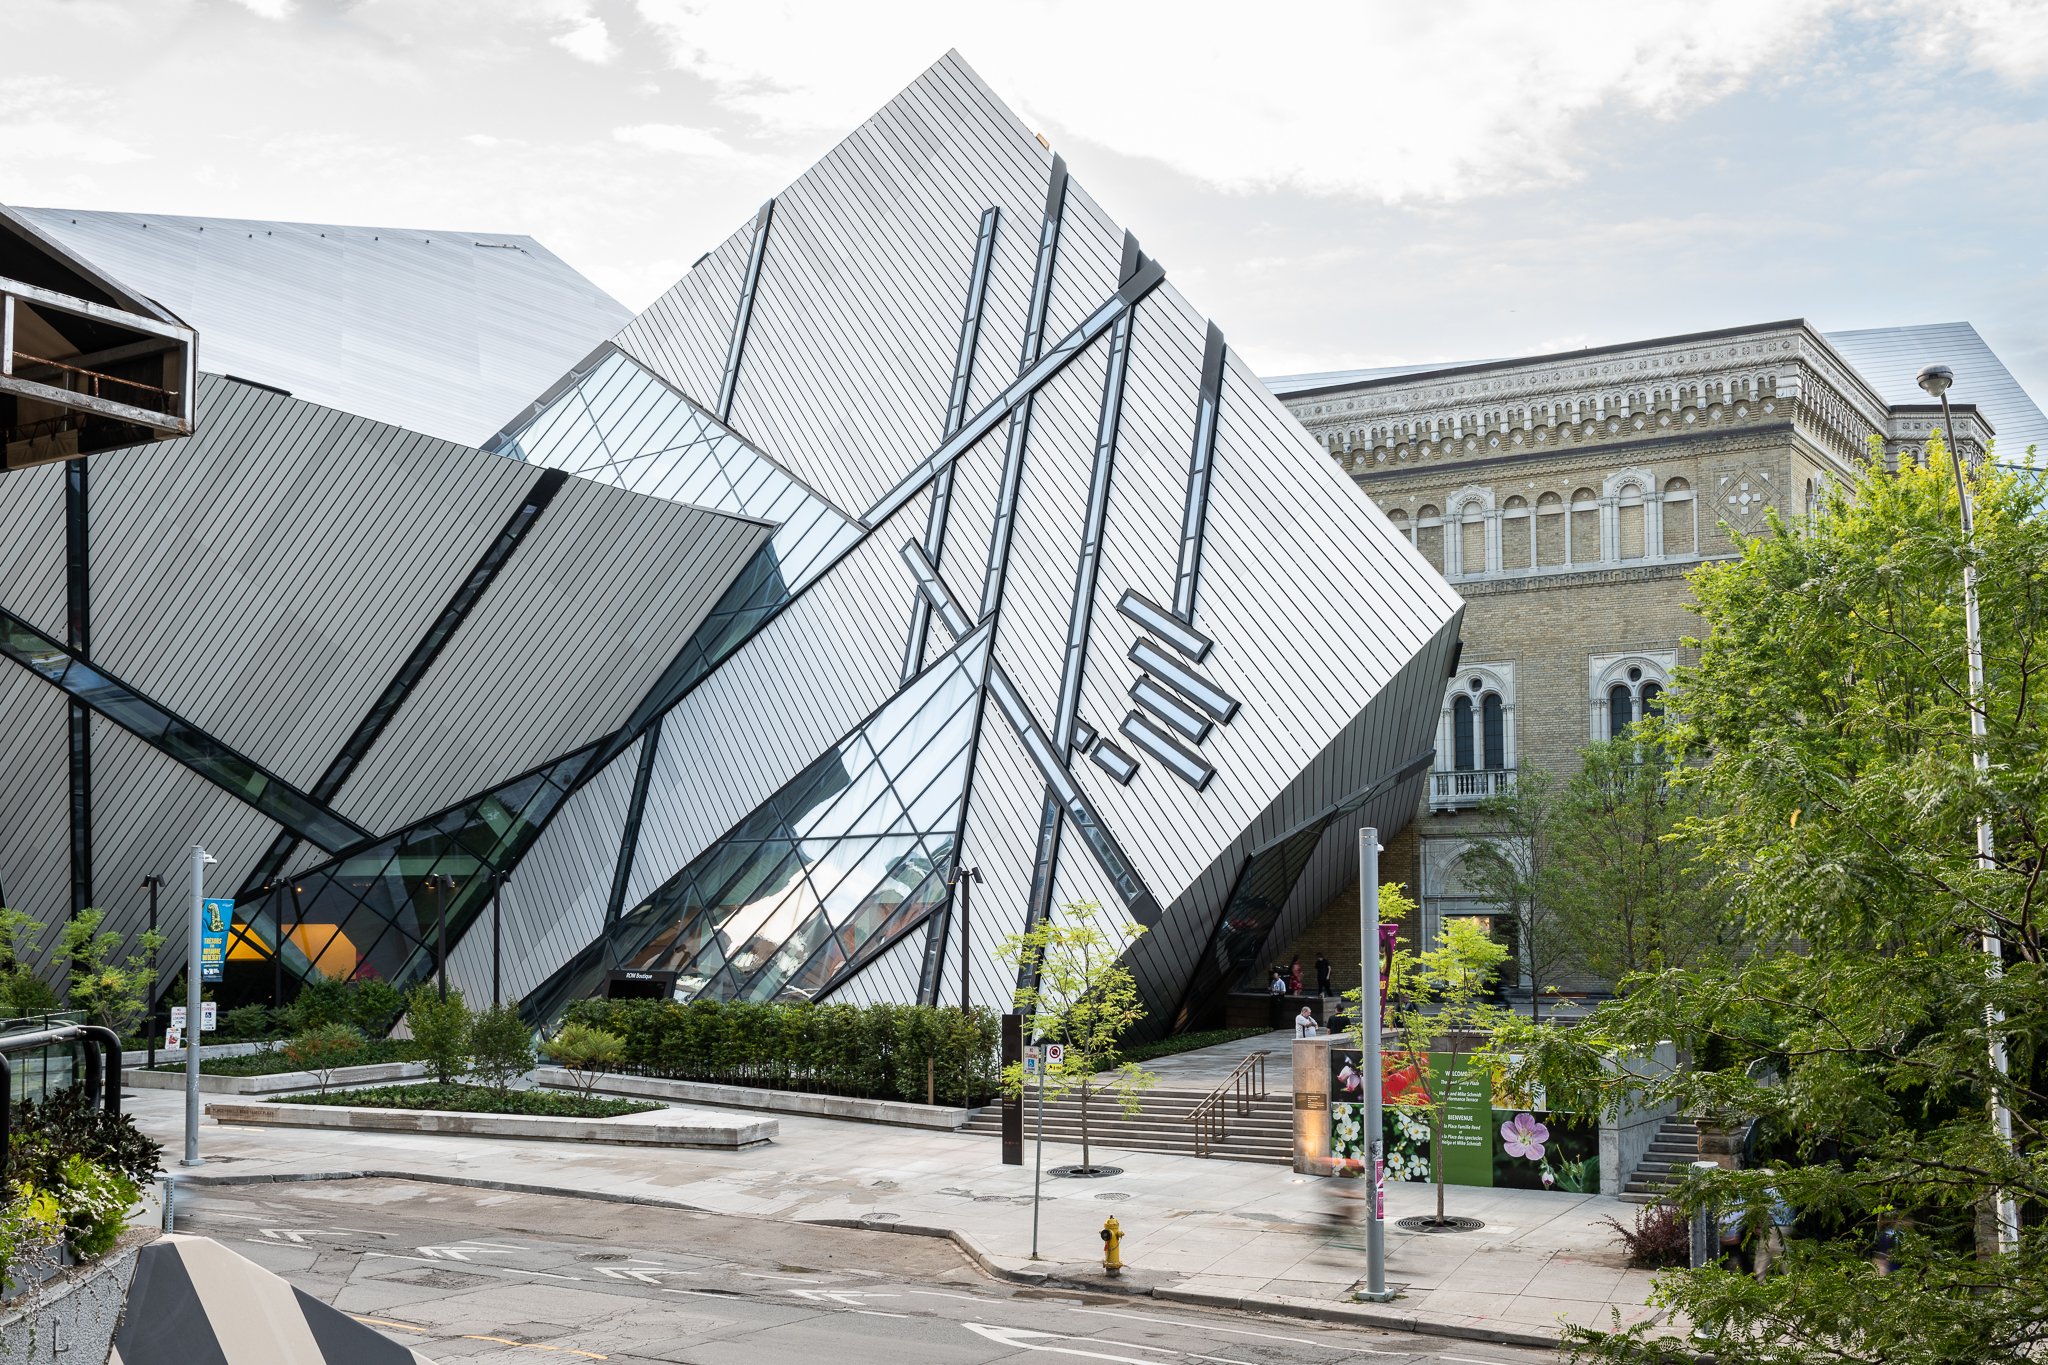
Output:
0,53,1458,1030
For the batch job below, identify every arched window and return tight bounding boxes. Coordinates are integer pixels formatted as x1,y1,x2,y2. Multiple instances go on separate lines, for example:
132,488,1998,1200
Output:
1641,682,1664,719
1481,694,1505,770
1608,684,1634,740
1452,694,1475,771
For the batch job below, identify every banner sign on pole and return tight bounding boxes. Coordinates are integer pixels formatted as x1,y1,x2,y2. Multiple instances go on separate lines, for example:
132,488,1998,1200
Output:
199,898,234,982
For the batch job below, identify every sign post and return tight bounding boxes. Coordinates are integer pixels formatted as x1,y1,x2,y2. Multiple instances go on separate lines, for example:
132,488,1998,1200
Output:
183,845,216,1168
1357,827,1395,1301
1027,1044,1046,1259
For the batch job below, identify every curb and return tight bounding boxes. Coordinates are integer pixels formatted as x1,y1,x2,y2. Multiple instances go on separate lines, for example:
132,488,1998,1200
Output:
171,1168,1574,1351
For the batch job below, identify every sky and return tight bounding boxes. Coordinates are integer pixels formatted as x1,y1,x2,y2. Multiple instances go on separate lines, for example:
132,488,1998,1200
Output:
6,0,2047,408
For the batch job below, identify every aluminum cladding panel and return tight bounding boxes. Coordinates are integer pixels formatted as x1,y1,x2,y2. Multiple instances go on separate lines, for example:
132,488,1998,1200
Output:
0,465,65,640
0,671,70,968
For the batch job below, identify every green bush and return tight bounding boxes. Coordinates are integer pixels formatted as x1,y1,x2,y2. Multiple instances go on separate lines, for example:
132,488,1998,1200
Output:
286,1082,656,1119
540,1022,625,1097
282,977,352,1032
345,979,405,1036
59,909,163,1034
467,1005,534,1093
11,1084,162,1188
558,999,1000,1103
54,1153,137,1259
404,986,471,1084
216,1004,276,1041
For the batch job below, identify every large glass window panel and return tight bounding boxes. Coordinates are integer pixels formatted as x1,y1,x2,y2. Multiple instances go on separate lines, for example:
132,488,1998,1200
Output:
780,933,847,1001
1451,695,1475,771
1482,694,1505,770
739,908,835,1002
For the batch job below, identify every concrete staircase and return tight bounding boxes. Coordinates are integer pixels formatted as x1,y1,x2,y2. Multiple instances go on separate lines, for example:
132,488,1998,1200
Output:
960,1085,1295,1165
1620,1114,1700,1203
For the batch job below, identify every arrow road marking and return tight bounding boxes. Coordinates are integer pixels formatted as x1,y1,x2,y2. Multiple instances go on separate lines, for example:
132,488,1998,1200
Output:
417,1242,522,1262
259,1227,391,1243
961,1324,1163,1362
788,1288,900,1307
363,1251,583,1281
596,1267,702,1285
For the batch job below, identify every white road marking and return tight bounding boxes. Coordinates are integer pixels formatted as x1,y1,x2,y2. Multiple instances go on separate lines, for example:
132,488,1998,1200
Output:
908,1289,985,1304
963,1324,1162,1362
417,1242,520,1261
1187,1355,1258,1365
596,1267,701,1285
260,1227,389,1243
740,1270,813,1281
789,1289,901,1307
1067,1307,1334,1349
853,1310,912,1318
361,1251,583,1281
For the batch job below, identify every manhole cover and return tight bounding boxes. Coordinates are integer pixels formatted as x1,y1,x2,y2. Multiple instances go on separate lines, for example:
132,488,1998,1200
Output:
1395,1215,1485,1233
1050,1165,1123,1179
577,1252,625,1262
1094,1192,1131,1201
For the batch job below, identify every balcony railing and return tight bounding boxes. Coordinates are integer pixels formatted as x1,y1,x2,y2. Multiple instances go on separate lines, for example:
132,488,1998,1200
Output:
1430,767,1515,810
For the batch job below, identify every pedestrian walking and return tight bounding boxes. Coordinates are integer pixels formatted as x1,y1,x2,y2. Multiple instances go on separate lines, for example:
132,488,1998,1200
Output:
1315,953,1333,996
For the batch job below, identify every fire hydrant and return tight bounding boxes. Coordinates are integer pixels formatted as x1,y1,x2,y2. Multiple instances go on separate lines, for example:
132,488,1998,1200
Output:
1100,1216,1124,1276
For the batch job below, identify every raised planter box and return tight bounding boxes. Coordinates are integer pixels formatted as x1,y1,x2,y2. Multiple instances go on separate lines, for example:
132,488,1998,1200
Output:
204,1098,777,1149
124,1060,431,1095
119,1039,273,1068
530,1067,979,1130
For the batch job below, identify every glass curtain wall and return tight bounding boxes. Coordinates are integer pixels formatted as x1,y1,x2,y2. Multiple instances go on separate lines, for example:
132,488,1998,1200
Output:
522,625,991,1025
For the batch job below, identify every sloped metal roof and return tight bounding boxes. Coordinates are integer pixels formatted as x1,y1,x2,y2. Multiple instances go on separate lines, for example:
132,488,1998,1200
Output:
1823,321,2047,464
13,208,631,446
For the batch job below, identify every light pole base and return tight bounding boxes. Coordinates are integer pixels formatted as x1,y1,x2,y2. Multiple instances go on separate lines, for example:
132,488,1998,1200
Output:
1353,1288,1402,1303
180,1157,204,1168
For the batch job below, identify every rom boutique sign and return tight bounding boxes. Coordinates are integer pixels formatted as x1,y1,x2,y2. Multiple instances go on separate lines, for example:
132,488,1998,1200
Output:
1329,1046,1599,1193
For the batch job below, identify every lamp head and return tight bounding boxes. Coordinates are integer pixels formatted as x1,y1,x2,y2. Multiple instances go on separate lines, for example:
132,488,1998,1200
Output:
1916,363,1954,399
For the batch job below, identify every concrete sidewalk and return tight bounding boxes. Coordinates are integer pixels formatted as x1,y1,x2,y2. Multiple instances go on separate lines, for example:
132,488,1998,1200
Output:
132,1080,1666,1349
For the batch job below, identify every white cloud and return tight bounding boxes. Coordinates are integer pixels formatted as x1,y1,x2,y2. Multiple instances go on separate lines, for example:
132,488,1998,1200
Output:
612,122,738,157
227,0,296,19
551,14,618,64
628,0,1842,203
1902,0,2048,84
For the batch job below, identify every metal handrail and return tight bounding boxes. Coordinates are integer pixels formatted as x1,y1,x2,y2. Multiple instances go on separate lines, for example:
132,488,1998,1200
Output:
0,1024,123,1186
1184,1048,1270,1158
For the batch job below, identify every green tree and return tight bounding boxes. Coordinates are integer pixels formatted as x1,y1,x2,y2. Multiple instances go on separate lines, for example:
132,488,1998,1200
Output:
1490,448,2048,1363
1375,911,1509,1225
1543,739,1734,985
404,985,471,1085
997,900,1156,1174
541,1022,626,1098
1457,768,1572,1020
283,1023,364,1096
467,1004,535,1093
58,909,164,1034
0,908,58,1016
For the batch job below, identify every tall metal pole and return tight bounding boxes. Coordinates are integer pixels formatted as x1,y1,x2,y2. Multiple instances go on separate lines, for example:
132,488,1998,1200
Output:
491,871,504,1009
143,875,161,1070
183,845,212,1168
1920,364,2019,1251
271,884,282,1010
1030,1043,1046,1259
1358,827,1392,1300
436,873,450,1001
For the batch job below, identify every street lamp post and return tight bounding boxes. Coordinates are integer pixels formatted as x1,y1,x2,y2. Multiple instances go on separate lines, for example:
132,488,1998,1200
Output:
490,870,505,1009
433,873,455,1001
1916,362,2019,1253
184,845,215,1168
948,861,982,1014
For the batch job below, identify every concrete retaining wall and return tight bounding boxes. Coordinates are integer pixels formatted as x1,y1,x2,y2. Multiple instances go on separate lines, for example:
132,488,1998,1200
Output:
0,1229,149,1363
530,1068,978,1130
205,1098,777,1148
119,1039,270,1068
1600,1041,1678,1196
125,1060,430,1094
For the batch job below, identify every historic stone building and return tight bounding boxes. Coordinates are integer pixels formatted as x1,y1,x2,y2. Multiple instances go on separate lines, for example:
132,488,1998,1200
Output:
1265,318,2041,999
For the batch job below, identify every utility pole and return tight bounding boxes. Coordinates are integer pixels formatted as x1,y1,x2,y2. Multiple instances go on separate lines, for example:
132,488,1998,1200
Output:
143,875,161,1070
1357,827,1394,1301
183,845,215,1168
1917,362,2019,1252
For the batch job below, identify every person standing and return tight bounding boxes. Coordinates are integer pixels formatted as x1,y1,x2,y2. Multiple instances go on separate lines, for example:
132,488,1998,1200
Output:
1293,1004,1319,1038
1288,956,1303,993
1315,953,1333,997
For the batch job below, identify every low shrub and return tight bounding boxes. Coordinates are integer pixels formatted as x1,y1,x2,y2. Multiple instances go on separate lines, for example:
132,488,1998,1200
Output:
405,986,471,1085
559,998,1001,1104
1113,1027,1271,1066
467,1006,535,1093
286,1082,657,1119
147,1039,421,1077
540,1022,625,1097
282,1024,366,1095
10,1084,162,1188
285,977,405,1037
216,1003,276,1041
53,1153,137,1259
1601,1201,1692,1269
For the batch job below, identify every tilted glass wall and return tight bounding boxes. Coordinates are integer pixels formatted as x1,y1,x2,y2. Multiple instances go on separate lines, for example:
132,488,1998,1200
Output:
523,626,990,1024
232,749,595,998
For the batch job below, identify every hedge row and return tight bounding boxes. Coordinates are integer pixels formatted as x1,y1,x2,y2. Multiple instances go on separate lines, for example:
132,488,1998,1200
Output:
560,998,1002,1105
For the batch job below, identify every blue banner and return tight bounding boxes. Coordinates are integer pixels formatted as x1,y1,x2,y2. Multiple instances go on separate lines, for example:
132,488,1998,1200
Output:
199,898,234,982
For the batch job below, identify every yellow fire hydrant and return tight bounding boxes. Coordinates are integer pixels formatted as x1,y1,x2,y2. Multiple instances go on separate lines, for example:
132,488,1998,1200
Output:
1100,1216,1124,1276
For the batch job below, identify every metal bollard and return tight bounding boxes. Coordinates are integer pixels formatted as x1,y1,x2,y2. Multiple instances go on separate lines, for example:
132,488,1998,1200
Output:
160,1175,177,1232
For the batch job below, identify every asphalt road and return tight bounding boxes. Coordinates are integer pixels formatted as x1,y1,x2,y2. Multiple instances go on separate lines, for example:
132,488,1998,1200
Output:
172,1179,1558,1365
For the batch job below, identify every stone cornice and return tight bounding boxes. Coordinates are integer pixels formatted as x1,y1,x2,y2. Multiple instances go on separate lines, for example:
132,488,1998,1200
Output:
1455,557,1735,596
